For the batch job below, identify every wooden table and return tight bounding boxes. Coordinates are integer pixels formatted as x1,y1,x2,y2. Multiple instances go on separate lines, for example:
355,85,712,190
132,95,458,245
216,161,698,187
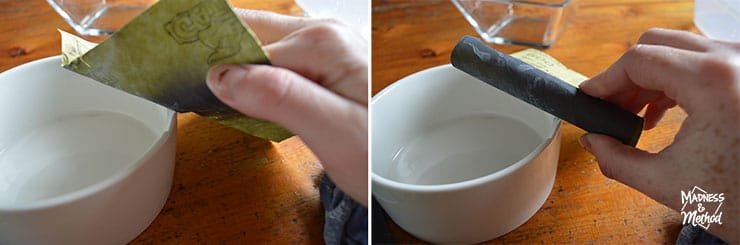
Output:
0,1,327,243
372,0,692,243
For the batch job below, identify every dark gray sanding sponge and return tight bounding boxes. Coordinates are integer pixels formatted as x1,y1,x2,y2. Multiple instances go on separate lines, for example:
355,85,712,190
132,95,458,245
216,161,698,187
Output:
451,36,643,146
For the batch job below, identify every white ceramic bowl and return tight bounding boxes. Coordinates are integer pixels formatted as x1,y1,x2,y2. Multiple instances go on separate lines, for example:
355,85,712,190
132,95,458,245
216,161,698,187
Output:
372,64,561,243
0,56,177,244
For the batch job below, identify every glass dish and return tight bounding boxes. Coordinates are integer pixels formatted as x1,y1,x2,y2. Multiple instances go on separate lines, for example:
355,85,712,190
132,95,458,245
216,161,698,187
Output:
47,0,156,36
451,0,577,48
694,0,740,42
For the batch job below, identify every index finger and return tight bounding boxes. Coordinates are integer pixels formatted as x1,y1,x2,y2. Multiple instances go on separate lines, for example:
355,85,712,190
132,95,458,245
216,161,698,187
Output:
582,44,707,114
637,28,712,52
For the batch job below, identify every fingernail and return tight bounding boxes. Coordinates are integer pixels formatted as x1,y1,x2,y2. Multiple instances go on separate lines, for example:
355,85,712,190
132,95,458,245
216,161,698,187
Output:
206,64,231,93
579,134,592,153
206,65,249,103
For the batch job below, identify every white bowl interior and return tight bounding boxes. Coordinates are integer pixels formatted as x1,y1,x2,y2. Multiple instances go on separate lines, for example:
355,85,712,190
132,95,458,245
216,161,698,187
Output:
0,56,173,206
372,64,559,186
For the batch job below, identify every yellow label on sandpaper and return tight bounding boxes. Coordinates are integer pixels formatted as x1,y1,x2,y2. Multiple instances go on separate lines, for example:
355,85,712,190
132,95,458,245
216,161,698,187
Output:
511,49,588,87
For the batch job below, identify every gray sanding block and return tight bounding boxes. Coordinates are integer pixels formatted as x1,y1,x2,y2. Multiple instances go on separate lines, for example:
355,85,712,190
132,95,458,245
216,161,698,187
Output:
451,36,643,146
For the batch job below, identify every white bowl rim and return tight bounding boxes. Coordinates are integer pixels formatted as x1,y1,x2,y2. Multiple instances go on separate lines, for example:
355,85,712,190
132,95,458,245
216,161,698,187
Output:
0,56,177,212
371,64,561,193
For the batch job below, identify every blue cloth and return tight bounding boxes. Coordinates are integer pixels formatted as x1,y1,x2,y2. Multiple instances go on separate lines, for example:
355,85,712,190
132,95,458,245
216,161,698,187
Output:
319,174,367,245
676,224,727,245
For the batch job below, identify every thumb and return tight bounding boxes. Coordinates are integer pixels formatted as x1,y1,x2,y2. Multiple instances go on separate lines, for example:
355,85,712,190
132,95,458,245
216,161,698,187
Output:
206,64,368,205
580,133,661,192
205,64,359,138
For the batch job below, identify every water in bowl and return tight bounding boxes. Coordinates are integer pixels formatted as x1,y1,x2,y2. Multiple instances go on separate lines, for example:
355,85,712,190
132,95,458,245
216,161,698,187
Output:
389,114,542,185
0,111,156,205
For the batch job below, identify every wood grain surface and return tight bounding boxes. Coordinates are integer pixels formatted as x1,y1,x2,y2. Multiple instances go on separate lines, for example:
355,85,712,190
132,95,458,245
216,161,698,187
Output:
0,1,328,244
372,0,693,243
0,0,705,243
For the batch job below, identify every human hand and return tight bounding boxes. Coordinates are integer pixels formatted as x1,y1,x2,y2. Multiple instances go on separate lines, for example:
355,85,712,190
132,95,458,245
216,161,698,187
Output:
206,9,368,206
578,28,739,243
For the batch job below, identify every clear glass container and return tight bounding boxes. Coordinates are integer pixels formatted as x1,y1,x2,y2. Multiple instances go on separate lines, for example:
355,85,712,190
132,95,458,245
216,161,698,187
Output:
294,0,369,41
694,0,740,42
451,0,577,48
47,0,157,36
